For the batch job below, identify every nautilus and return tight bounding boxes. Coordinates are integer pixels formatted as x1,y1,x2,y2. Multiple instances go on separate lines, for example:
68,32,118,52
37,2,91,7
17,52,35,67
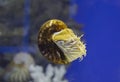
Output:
4,52,35,82
38,19,86,64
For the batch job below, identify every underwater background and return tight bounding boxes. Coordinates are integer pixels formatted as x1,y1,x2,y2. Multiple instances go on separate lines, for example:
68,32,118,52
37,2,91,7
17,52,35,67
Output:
67,0,120,82
0,0,120,82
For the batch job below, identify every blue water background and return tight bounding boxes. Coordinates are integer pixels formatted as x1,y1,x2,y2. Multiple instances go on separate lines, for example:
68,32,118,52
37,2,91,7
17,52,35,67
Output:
66,0,120,82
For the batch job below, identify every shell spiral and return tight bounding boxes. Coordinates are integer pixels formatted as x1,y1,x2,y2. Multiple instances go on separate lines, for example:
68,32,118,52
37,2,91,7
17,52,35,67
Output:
38,19,68,64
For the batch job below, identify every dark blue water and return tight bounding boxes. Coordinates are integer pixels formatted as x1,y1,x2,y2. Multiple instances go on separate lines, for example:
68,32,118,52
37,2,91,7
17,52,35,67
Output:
67,0,120,82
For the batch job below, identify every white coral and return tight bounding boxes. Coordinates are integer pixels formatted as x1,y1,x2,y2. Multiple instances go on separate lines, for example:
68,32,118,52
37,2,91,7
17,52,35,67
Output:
29,64,68,82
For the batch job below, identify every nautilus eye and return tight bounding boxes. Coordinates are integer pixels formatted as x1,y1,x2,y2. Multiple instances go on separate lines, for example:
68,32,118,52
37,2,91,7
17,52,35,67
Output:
38,19,86,64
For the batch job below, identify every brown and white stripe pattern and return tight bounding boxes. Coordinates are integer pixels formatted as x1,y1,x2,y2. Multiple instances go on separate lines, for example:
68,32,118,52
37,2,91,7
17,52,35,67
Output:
38,19,68,64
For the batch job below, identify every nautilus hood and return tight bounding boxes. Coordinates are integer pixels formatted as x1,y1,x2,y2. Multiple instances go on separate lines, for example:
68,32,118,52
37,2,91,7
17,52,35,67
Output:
52,28,86,62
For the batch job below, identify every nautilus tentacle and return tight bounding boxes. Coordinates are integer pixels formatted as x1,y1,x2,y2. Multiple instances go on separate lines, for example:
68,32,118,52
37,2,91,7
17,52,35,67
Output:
38,19,86,64
52,28,86,62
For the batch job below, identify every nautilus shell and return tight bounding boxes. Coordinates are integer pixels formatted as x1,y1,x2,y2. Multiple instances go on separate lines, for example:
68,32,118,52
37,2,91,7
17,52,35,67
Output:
4,52,35,82
5,63,30,82
38,19,86,64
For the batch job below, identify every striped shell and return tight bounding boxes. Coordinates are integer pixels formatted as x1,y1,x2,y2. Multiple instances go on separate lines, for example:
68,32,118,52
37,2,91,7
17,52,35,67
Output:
4,63,30,82
38,19,86,64
4,52,35,82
